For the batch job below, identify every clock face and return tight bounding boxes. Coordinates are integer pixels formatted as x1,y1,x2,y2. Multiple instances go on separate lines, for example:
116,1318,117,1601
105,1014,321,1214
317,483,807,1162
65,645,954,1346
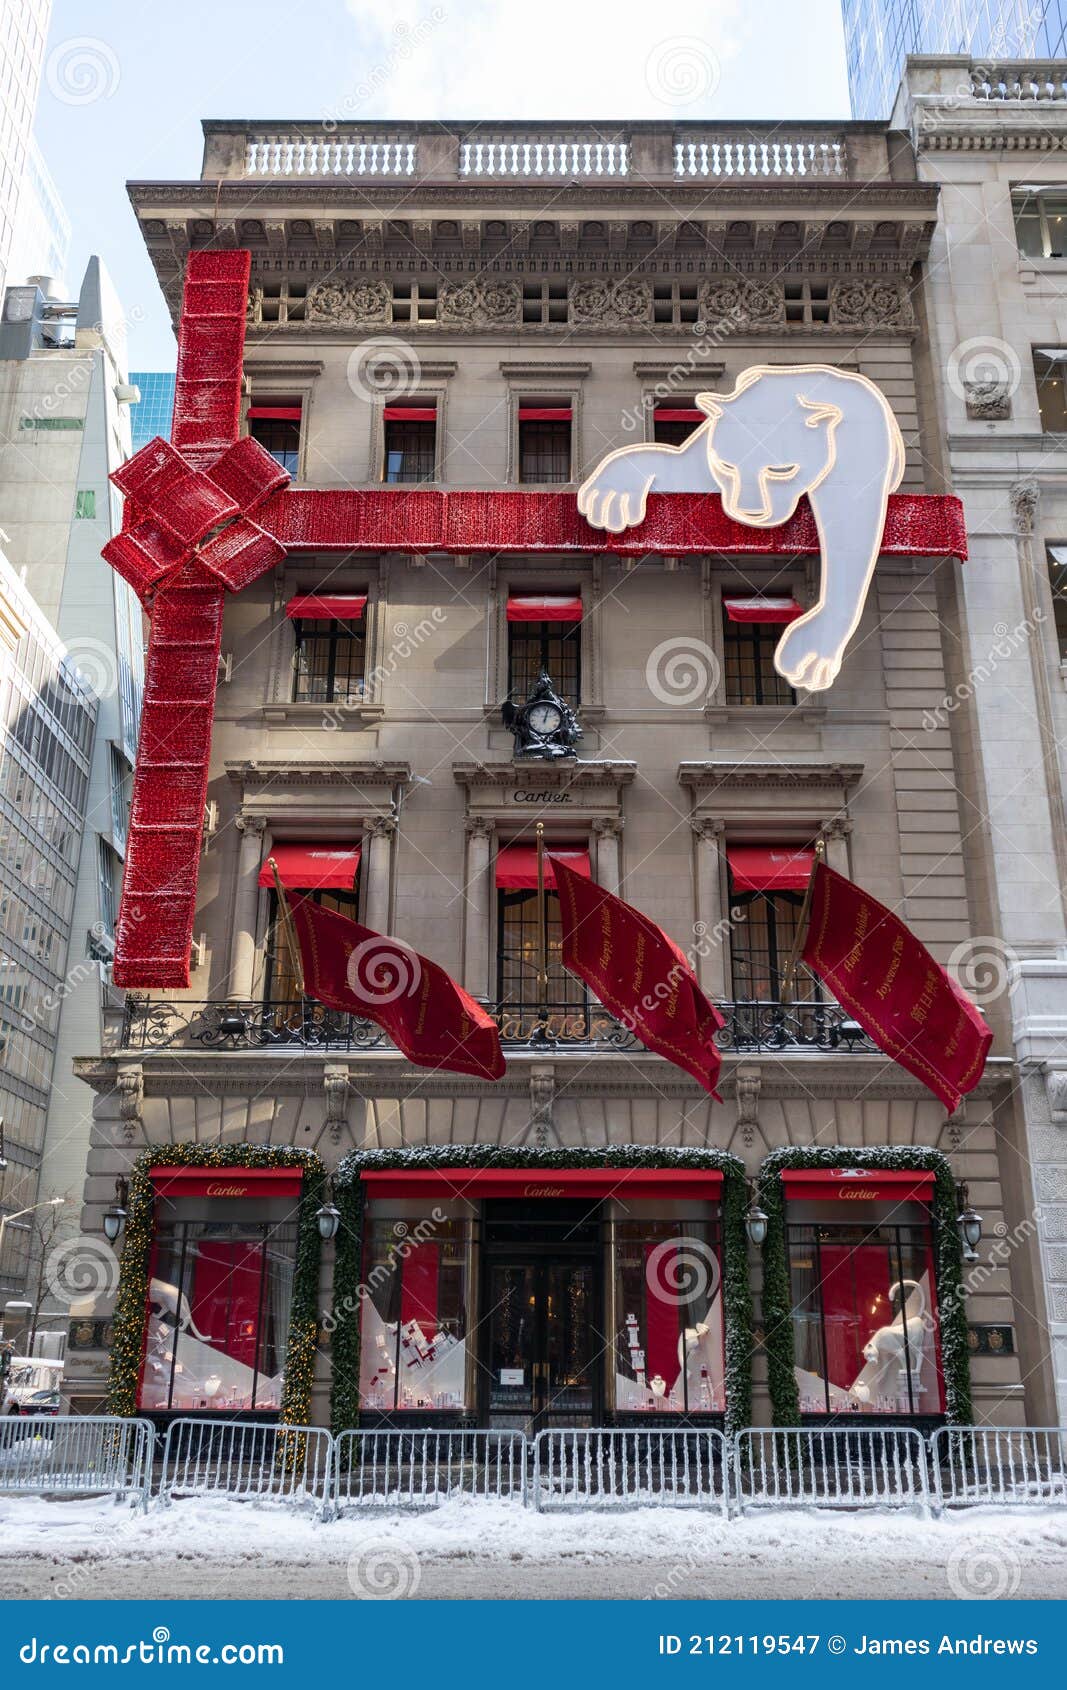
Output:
527,701,563,736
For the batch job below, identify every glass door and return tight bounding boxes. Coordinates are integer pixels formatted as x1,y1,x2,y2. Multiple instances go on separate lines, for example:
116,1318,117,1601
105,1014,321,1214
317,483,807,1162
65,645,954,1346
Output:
485,1257,597,1431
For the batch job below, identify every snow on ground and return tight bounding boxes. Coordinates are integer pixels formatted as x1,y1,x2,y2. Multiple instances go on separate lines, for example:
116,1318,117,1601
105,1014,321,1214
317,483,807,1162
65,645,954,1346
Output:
0,1495,1066,1600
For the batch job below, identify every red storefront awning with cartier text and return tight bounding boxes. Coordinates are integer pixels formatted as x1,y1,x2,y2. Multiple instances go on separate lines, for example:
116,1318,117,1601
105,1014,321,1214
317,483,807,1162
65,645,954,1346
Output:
258,843,362,890
361,1167,723,1200
495,846,591,889
285,594,367,620
723,597,804,624
151,1166,304,1199
727,845,815,893
506,595,583,622
782,1169,936,1204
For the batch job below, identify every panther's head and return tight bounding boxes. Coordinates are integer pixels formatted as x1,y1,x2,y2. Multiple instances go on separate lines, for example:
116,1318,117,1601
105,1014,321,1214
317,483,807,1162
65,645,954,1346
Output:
697,377,842,527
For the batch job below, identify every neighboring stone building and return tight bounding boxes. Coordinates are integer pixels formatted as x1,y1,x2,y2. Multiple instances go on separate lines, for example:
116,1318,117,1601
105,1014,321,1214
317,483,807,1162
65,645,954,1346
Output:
897,55,1067,1426
0,257,144,1290
65,117,1046,1434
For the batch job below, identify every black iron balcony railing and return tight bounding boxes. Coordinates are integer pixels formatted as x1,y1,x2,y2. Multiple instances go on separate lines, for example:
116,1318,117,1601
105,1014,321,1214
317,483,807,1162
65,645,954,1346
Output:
119,996,875,1056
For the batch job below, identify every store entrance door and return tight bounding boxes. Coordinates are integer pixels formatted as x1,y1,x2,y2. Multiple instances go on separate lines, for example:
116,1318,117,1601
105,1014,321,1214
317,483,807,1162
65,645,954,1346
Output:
485,1256,598,1432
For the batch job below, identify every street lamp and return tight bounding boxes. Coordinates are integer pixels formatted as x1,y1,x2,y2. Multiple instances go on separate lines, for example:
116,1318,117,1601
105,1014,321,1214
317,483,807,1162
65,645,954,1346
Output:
956,1181,983,1262
744,1185,769,1247
0,1196,65,1269
102,1178,129,1245
316,1196,341,1242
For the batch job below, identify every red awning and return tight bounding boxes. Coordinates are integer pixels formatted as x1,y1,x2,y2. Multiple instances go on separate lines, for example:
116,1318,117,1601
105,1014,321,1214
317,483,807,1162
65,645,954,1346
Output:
723,597,804,624
286,595,367,620
506,595,583,622
383,406,436,422
248,405,302,421
496,846,591,890
519,407,572,421
782,1168,936,1204
654,407,704,422
152,1166,304,1199
727,845,815,893
258,843,362,890
361,1167,723,1200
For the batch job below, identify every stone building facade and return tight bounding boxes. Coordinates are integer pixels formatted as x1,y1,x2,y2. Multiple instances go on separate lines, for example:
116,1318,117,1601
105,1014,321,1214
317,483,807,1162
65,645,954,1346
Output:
65,117,1047,1432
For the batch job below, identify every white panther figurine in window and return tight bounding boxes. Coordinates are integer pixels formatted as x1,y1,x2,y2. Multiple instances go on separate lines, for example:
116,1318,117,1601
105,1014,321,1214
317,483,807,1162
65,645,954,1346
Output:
577,364,905,692
848,1278,929,1406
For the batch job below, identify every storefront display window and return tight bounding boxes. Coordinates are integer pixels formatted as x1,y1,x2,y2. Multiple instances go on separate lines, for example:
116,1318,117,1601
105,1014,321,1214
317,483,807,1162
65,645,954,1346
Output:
608,1207,724,1414
359,1208,473,1412
788,1222,942,1416
141,1216,298,1413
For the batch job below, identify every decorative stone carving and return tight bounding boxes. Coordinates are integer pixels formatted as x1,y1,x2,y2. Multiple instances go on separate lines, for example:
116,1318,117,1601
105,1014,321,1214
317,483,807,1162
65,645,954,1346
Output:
306,278,391,327
964,379,1013,421
1045,1065,1067,1127
246,287,263,327
699,278,785,331
1011,478,1040,536
115,1064,144,1146
368,812,398,840
569,278,652,330
235,814,266,839
734,1065,762,1149
464,816,495,841
323,1064,350,1146
592,816,624,839
828,279,915,330
438,278,522,329
529,1068,555,1148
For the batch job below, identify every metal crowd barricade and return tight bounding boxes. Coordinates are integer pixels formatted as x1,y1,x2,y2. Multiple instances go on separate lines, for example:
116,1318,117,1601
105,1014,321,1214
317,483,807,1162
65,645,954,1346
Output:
532,1427,730,1514
160,1418,333,1513
332,1429,527,1513
734,1427,930,1514
931,1425,1067,1509
0,1415,153,1511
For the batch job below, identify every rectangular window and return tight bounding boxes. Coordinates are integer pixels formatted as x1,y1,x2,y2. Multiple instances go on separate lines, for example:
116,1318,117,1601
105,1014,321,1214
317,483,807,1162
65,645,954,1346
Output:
496,883,588,1039
1014,187,1067,259
518,406,571,483
74,489,96,519
506,601,581,707
788,1221,942,1416
653,405,703,445
1048,546,1067,656
609,1204,724,1413
97,838,121,940
727,846,821,1010
248,400,302,475
723,602,798,706
383,405,436,483
291,611,366,704
358,1205,473,1411
109,745,132,847
141,1212,298,1413
1034,349,1067,431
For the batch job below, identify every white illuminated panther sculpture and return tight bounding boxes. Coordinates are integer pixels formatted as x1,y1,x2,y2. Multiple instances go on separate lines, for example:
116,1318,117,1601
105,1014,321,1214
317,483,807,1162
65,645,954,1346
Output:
577,364,905,692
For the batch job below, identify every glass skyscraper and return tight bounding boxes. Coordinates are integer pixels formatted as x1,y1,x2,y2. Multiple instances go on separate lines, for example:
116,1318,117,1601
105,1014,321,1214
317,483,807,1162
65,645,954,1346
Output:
842,0,1067,118
129,370,176,451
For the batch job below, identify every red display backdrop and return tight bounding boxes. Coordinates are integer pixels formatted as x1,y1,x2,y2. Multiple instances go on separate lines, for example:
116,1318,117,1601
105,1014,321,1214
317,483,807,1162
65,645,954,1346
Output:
102,251,971,990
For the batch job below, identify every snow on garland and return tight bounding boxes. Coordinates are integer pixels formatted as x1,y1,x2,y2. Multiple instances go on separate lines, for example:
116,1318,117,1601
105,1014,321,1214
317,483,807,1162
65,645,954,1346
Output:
329,1144,754,1438
106,1143,326,1427
757,1145,972,1426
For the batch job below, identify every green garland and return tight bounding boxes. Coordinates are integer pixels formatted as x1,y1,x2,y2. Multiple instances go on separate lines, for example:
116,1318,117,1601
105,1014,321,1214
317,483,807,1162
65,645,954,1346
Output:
106,1143,326,1426
330,1144,754,1437
757,1145,972,1426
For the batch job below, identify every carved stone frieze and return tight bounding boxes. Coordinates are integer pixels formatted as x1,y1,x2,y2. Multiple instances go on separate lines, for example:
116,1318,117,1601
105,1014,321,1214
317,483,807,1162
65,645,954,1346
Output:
700,278,786,331
828,277,915,329
305,277,391,326
438,278,522,329
569,278,652,330
964,379,1012,421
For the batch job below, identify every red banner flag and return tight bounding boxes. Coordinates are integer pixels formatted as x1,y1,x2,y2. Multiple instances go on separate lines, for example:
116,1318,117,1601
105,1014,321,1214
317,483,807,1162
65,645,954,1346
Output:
290,898,504,1082
550,855,725,1095
801,862,992,1112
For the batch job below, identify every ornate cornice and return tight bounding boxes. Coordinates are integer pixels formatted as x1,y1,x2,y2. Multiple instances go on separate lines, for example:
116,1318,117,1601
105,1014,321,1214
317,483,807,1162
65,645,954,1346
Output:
226,758,412,788
679,760,864,792
453,758,637,791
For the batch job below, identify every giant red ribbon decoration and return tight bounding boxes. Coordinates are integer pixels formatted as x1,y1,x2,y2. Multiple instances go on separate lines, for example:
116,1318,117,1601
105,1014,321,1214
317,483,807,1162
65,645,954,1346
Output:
102,250,970,991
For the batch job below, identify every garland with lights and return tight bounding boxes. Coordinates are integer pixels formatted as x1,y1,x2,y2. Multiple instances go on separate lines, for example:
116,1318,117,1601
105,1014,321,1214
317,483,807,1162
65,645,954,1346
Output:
330,1144,754,1437
106,1143,326,1425
757,1145,972,1426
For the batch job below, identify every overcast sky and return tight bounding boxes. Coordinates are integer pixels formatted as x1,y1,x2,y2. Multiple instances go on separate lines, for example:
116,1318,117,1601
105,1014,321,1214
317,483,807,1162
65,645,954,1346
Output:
34,0,850,368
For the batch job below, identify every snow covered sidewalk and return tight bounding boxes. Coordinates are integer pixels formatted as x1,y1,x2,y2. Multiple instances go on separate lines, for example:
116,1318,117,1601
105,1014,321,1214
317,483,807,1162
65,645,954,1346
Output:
0,1494,1065,1601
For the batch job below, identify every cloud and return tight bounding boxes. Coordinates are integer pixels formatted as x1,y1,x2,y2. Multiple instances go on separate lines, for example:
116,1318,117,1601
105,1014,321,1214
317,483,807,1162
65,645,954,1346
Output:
337,0,743,120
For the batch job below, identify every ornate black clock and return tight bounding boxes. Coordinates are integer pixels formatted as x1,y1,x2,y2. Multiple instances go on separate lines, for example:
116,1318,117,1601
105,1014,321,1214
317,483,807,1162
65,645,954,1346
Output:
502,670,582,760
